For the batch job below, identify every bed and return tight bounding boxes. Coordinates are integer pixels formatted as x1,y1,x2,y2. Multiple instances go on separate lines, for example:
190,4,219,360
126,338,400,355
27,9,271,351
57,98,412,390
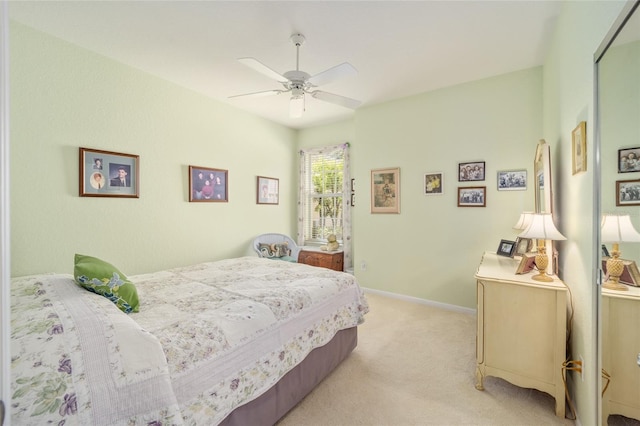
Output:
10,256,368,425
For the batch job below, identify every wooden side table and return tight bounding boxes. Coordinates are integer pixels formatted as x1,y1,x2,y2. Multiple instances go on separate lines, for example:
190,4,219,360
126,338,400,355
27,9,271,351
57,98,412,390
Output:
298,249,344,272
475,251,567,418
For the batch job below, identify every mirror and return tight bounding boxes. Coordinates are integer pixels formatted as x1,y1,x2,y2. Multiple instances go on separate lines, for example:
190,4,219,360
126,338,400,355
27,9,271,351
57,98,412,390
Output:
596,1,640,424
534,139,553,215
534,139,555,274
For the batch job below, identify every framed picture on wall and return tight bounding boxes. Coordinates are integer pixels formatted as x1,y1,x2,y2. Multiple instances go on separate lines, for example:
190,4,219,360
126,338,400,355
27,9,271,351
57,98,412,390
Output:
424,172,443,195
571,121,587,175
371,167,400,213
457,186,486,207
257,176,279,205
189,166,228,202
458,161,485,182
618,146,640,173
79,147,139,198
497,169,527,191
616,179,640,206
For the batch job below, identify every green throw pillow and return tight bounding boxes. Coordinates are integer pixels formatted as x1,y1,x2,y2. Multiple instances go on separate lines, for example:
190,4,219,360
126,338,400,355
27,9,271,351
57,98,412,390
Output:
74,254,140,313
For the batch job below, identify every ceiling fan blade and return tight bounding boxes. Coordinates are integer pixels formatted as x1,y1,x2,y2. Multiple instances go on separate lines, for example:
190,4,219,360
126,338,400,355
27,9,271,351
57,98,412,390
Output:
238,57,289,83
228,89,283,99
310,90,361,110
307,62,357,87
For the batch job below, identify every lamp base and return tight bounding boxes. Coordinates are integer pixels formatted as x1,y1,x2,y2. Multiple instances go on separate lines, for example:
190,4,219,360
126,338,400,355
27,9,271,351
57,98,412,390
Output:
532,272,553,282
602,280,629,291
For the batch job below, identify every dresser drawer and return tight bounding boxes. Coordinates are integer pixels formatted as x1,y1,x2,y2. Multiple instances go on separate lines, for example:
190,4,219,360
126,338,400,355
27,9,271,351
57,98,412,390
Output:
298,250,344,271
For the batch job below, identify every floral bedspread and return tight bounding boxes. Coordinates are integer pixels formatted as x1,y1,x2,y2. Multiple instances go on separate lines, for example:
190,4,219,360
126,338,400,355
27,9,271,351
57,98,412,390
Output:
11,257,368,425
11,273,182,425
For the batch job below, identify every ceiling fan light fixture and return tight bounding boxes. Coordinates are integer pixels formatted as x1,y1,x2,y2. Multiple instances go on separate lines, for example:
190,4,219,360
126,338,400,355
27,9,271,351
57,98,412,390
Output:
290,94,304,118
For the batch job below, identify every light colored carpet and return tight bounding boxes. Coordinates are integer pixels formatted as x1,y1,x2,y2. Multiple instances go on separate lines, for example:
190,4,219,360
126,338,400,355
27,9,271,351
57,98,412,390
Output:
277,291,577,426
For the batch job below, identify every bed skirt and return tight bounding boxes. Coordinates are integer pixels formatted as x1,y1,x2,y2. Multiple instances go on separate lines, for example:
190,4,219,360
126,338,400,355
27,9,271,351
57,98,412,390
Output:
220,327,358,426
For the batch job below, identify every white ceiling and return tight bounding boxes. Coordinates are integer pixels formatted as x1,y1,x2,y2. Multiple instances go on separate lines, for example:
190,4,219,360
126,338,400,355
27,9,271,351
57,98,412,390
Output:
9,1,562,129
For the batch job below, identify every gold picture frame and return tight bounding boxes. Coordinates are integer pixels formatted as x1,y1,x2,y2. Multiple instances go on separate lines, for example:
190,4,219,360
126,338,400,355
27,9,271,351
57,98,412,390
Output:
256,176,279,205
572,121,587,175
371,167,400,214
189,165,228,202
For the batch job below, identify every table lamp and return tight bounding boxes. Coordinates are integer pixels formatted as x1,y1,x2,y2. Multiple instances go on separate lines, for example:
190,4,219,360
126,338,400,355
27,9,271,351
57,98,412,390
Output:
600,214,640,291
513,212,534,231
518,213,566,282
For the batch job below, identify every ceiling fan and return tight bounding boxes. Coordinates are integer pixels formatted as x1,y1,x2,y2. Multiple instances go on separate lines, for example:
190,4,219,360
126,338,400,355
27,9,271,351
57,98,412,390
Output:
230,33,361,118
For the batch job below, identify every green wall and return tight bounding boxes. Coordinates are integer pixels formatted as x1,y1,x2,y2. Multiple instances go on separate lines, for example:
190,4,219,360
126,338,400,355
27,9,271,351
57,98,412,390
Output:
301,68,542,310
10,21,298,277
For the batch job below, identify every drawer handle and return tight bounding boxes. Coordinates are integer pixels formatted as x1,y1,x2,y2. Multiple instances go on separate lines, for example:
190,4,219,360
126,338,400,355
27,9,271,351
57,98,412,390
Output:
637,353,640,367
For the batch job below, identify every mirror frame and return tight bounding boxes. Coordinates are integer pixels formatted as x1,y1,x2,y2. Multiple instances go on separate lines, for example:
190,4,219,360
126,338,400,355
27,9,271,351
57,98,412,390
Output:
594,1,640,423
534,139,555,274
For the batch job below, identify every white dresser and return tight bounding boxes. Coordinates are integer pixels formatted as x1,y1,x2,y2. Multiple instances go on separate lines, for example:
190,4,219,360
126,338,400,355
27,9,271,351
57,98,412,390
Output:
475,251,567,418
602,285,640,424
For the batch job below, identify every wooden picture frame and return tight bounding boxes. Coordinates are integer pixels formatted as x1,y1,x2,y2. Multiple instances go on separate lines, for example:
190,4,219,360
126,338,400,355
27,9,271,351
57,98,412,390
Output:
79,147,139,198
497,169,527,191
496,239,516,257
424,172,443,195
616,179,640,206
257,176,279,205
189,166,228,202
618,146,640,173
457,186,486,207
458,161,485,182
571,121,587,175
371,167,400,213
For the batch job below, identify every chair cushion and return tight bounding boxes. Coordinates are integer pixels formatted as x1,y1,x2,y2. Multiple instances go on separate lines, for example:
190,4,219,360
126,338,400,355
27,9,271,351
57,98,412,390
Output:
258,242,291,258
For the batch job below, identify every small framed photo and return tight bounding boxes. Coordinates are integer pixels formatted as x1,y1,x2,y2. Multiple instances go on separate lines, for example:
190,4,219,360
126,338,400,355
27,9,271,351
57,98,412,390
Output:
497,239,517,257
79,147,139,198
618,147,640,173
371,167,400,214
457,186,486,207
424,172,443,195
497,169,527,191
572,121,587,175
189,166,228,202
257,176,279,205
458,161,485,182
515,237,533,256
616,179,640,206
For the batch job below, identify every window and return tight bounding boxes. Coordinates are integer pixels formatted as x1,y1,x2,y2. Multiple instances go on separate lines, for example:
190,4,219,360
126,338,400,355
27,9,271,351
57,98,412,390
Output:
299,144,348,245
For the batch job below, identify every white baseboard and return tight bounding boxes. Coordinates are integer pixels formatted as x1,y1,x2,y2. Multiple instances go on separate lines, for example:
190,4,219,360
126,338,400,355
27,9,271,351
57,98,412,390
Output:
362,287,476,315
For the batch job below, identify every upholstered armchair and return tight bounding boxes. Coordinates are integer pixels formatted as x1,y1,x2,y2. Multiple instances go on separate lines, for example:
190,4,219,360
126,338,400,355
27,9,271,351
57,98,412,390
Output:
252,233,301,262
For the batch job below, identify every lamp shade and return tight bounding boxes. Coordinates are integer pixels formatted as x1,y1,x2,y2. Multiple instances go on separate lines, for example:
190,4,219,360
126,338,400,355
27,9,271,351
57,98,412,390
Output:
600,214,640,243
518,213,566,241
513,212,534,230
